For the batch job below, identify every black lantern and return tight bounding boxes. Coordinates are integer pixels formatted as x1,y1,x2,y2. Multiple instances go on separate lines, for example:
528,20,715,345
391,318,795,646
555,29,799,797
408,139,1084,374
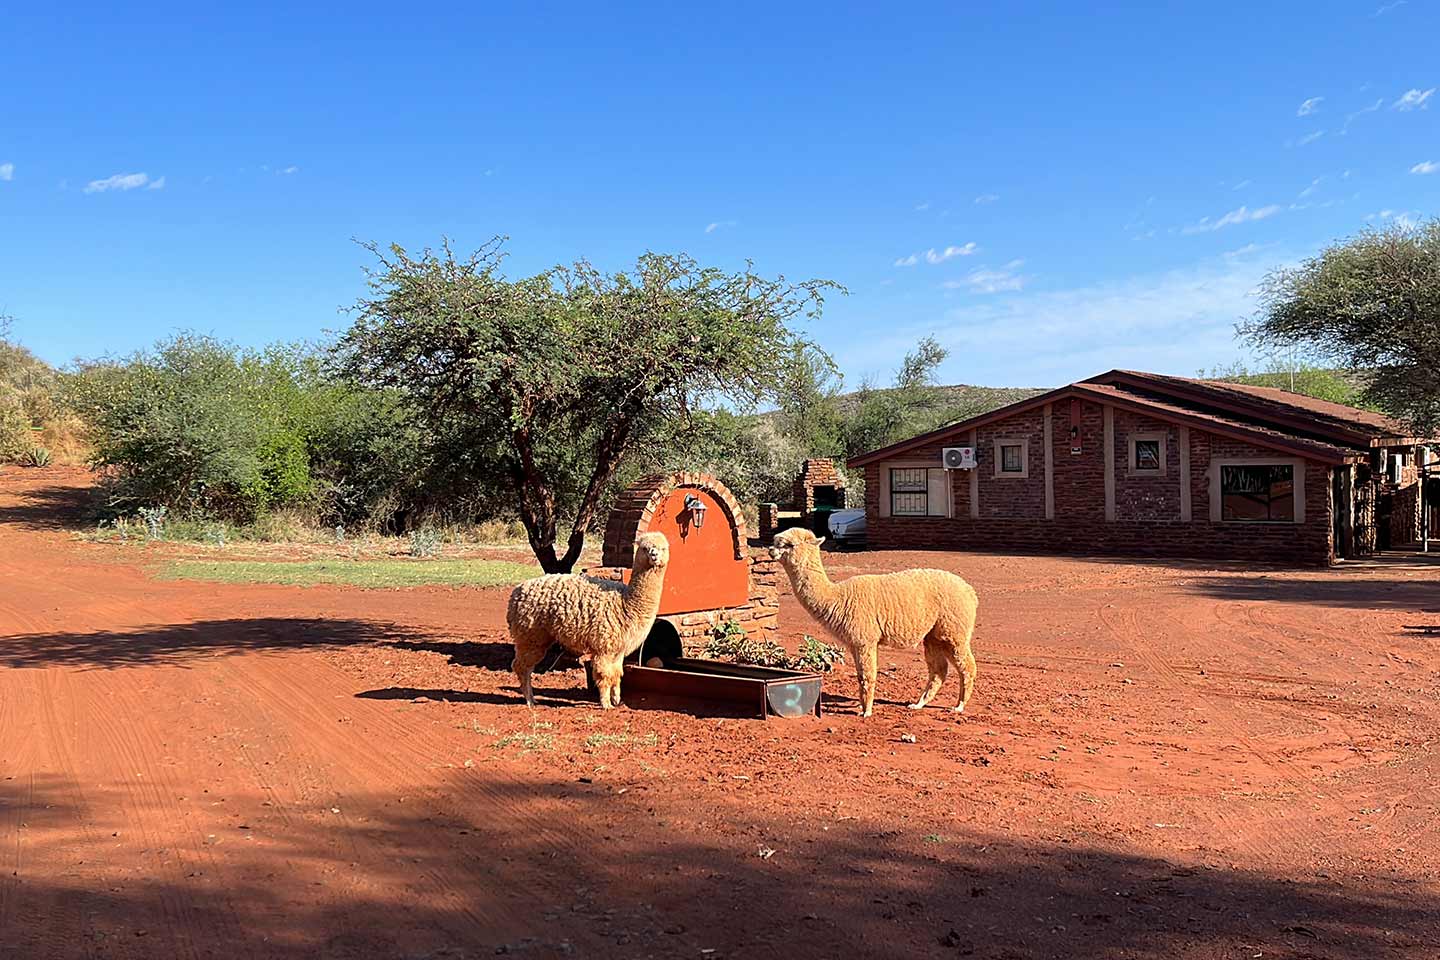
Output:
683,493,707,529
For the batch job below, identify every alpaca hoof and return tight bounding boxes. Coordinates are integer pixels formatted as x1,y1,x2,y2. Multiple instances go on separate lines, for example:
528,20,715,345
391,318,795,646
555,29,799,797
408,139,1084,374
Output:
953,702,966,713
907,702,925,710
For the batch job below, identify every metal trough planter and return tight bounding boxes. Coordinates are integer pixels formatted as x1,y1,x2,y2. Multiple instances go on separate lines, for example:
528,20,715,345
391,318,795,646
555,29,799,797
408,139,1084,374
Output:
627,658,823,719
588,658,823,719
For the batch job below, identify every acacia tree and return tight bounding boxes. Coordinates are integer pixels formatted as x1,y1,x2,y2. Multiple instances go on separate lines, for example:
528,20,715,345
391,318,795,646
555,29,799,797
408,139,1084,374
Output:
335,239,838,572
1244,219,1440,433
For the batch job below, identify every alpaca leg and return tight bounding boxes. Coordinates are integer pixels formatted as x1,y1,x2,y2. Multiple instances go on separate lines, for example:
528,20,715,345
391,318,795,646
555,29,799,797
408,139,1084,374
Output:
595,656,624,710
954,647,978,713
511,636,550,708
855,645,879,718
910,640,950,710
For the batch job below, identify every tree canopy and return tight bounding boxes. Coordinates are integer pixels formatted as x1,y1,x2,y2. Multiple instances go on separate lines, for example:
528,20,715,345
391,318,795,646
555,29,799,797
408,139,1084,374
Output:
1244,219,1440,433
334,239,840,572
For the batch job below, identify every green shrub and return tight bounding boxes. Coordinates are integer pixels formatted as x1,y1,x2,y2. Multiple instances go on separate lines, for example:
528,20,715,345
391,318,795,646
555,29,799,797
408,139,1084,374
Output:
24,446,51,468
792,634,846,673
408,527,443,558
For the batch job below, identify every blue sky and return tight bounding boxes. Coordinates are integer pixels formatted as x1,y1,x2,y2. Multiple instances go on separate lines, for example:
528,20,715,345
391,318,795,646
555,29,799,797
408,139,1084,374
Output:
2,2,1436,389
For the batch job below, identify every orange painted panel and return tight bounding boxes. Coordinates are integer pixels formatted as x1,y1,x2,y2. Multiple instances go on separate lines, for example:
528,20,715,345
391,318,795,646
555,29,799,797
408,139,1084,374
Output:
635,488,749,615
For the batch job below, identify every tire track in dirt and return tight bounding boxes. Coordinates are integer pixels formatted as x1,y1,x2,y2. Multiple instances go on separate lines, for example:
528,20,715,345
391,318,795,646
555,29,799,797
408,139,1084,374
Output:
218,648,598,938
1095,601,1318,865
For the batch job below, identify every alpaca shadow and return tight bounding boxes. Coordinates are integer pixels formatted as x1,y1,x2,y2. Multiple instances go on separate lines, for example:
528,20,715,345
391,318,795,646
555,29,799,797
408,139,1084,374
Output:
383,639,580,673
355,684,595,708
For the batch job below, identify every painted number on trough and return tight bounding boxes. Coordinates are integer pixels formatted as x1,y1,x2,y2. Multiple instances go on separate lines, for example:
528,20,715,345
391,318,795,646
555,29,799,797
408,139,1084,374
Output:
768,682,814,718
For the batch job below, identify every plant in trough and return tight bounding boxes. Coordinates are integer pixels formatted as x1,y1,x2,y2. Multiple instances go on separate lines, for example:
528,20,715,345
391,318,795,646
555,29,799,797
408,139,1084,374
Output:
792,634,845,673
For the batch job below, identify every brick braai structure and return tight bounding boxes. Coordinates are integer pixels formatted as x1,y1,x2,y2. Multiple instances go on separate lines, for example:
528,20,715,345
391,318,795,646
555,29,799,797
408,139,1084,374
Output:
792,458,846,519
850,370,1437,566
591,472,780,654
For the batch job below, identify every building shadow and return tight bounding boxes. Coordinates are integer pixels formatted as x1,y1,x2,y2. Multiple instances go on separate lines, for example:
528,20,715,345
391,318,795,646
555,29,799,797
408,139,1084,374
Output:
1182,576,1440,611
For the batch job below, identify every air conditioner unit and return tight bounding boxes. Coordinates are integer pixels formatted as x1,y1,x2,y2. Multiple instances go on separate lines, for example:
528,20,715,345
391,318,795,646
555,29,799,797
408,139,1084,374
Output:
942,446,975,470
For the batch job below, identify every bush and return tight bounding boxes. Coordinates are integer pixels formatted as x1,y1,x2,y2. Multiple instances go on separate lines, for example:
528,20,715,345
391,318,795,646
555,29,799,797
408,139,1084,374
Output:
24,446,51,468
408,527,443,558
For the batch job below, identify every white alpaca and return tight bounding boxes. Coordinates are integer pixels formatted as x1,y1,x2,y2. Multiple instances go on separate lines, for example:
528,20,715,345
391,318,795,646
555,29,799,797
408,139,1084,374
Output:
769,528,978,717
507,532,670,709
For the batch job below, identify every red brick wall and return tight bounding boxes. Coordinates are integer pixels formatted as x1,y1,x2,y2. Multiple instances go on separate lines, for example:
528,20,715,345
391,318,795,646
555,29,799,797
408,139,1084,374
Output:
864,402,1335,565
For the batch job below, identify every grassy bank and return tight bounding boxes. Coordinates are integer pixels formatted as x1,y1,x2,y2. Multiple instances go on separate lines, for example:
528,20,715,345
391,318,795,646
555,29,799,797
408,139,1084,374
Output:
160,557,539,589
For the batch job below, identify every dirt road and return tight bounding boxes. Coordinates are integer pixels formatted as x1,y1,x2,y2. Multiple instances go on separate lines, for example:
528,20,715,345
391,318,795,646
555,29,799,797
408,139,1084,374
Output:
2,469,1438,958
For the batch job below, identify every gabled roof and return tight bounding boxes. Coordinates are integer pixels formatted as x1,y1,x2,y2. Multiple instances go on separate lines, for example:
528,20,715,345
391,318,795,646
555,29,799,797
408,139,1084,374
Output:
1085,370,1411,446
846,370,1402,469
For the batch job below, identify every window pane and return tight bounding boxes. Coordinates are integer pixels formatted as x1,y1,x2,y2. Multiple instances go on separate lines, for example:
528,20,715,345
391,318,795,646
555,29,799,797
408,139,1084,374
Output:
892,492,928,516
1135,439,1161,470
1221,465,1295,521
1001,444,1023,473
891,467,927,491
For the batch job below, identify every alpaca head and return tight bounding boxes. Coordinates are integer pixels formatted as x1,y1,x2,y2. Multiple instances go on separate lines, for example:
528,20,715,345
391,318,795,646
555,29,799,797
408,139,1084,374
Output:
767,528,825,566
633,531,670,571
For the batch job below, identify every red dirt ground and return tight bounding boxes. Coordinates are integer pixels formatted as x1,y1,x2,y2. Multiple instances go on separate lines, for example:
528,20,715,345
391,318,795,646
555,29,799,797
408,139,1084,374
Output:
2,468,1438,959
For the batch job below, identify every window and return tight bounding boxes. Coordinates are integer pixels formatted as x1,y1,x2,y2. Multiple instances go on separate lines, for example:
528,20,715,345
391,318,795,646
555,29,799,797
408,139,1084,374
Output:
890,467,929,516
887,467,950,517
1221,465,1295,522
1135,439,1161,471
993,438,1029,478
1128,432,1167,475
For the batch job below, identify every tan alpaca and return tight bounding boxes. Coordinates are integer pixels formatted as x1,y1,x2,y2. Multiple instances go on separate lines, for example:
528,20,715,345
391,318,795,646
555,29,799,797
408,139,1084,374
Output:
769,529,978,717
507,532,670,709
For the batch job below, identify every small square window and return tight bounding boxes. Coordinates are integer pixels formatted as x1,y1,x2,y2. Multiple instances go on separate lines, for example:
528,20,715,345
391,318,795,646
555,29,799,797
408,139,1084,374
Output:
1000,443,1024,473
1134,439,1161,471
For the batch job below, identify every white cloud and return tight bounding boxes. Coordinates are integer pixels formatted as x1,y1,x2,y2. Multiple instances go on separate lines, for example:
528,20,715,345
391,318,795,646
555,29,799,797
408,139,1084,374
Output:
1296,96,1323,116
914,201,930,211
895,243,979,267
1411,160,1439,175
1341,98,1383,133
973,193,999,205
1231,179,1253,191
1373,0,1406,15
1367,209,1420,229
83,172,160,194
1295,130,1324,146
839,249,1284,387
1182,204,1282,234
704,220,736,234
942,260,1028,294
0,162,12,182
1297,177,1322,199
280,165,299,175
1392,88,1434,111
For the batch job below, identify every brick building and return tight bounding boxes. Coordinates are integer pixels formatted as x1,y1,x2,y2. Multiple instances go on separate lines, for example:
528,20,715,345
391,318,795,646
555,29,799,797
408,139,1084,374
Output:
848,370,1436,565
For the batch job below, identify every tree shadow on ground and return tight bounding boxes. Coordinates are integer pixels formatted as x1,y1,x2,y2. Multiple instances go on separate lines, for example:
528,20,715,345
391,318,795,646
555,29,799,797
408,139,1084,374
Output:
4,773,1435,960
0,617,418,669
1183,576,1440,611
0,480,98,532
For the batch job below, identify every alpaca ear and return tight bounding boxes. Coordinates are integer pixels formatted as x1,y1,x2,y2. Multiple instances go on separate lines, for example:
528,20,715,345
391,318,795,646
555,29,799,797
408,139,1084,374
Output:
816,537,826,547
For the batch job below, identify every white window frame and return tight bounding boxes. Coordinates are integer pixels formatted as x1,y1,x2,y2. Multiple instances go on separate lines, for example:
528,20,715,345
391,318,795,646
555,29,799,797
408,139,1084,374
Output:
878,462,954,519
1128,432,1167,477
993,438,1030,479
1208,457,1306,524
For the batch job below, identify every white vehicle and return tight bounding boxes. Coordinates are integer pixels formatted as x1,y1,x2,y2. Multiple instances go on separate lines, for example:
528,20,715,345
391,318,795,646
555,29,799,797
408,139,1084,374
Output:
827,508,867,545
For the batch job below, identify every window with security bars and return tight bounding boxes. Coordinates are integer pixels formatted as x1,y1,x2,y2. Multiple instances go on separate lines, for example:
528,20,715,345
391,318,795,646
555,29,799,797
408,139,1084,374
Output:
890,467,929,516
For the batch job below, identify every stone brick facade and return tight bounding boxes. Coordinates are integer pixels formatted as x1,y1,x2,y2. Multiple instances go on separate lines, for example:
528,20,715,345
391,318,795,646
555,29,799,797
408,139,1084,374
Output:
865,400,1336,565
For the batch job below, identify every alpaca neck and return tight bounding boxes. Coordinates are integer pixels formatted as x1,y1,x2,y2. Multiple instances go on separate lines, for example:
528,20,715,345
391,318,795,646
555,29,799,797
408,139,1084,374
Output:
786,552,840,616
622,562,665,623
